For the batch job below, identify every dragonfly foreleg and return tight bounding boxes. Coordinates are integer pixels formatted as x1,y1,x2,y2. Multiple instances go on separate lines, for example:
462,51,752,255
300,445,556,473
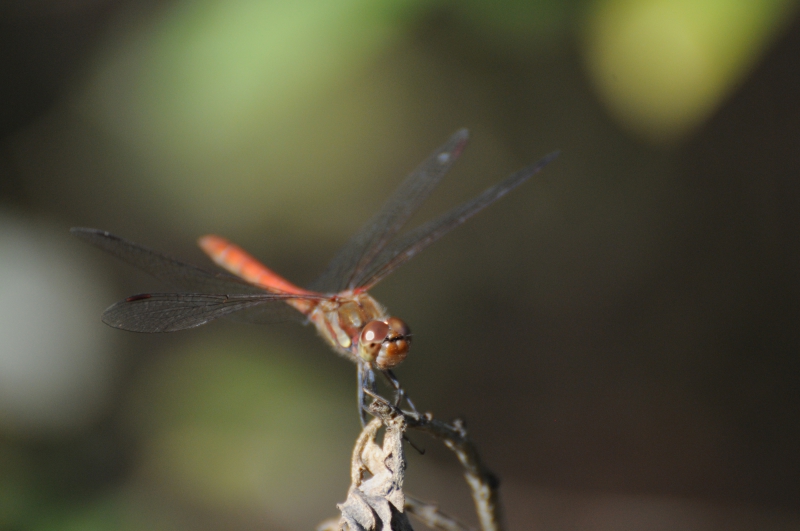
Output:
381,369,418,418
357,362,378,426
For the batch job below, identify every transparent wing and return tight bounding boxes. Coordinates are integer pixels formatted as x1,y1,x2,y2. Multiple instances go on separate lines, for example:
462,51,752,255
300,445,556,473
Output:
225,299,310,325
73,228,326,328
309,129,470,293
353,151,560,290
71,228,264,295
102,292,316,332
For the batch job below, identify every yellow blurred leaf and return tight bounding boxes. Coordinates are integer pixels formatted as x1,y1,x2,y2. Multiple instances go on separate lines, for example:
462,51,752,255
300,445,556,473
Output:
583,0,798,143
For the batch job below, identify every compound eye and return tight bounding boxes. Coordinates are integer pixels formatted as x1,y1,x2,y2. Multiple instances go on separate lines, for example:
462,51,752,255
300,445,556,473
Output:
386,316,411,339
358,320,390,362
378,337,410,369
373,316,411,369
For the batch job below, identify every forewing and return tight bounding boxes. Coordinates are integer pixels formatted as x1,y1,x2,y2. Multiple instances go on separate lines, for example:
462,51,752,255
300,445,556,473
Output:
71,228,263,294
309,129,470,293
102,292,315,332
225,299,310,324
353,151,560,290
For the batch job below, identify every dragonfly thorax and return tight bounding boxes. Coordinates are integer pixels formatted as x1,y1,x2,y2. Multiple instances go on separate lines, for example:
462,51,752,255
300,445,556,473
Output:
308,291,411,369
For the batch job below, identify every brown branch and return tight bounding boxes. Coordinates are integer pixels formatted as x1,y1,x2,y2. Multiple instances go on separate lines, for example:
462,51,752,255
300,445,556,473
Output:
404,413,503,531
404,496,473,531
323,395,503,531
334,397,413,531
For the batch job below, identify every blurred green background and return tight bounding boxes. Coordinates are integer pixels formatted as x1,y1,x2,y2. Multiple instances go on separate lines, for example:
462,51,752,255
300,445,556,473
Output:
2,0,800,529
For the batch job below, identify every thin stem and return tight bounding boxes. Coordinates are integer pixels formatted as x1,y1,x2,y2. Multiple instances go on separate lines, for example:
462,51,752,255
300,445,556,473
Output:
329,394,504,531
405,414,504,531
404,495,473,531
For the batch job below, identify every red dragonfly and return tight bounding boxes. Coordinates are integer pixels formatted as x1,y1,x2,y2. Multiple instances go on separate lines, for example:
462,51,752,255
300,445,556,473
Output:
72,129,557,418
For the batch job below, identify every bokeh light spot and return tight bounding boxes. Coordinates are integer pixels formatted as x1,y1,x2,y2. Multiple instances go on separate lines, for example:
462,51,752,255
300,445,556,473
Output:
0,214,117,434
124,332,353,526
583,0,797,143
85,0,420,157
78,0,427,234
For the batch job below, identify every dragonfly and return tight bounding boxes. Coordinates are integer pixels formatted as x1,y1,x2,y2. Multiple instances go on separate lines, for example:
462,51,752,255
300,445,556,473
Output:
72,129,558,421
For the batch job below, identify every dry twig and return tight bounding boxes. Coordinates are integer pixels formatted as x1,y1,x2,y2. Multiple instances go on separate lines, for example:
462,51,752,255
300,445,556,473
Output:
332,397,412,531
322,395,503,531
404,496,473,531
404,413,503,531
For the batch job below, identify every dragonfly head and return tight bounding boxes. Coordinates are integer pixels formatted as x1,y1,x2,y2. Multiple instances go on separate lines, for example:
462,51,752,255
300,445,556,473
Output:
358,317,411,369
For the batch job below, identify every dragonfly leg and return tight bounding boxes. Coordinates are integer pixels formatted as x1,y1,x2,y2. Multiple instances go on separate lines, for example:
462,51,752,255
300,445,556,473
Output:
358,362,377,426
381,369,418,417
